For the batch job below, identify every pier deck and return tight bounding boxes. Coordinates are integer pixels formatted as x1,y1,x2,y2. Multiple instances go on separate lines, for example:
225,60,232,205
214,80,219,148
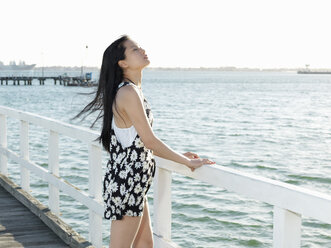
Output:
0,174,94,248
0,186,70,247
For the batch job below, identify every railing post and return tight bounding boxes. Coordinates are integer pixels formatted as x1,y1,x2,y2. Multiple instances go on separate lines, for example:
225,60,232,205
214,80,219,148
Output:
153,166,172,245
48,130,60,216
0,114,7,175
20,120,30,192
88,143,102,248
273,206,302,248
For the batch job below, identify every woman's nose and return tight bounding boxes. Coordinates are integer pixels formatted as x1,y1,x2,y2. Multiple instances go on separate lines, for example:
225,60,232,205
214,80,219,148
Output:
140,47,145,54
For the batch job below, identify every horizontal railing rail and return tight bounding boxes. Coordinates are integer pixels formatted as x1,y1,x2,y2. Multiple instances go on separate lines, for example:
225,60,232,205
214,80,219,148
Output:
1,105,330,248
0,106,104,247
153,157,331,247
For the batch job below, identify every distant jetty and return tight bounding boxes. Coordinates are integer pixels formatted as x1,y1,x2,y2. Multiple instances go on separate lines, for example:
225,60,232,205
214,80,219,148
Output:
0,75,97,87
297,64,331,74
297,70,331,74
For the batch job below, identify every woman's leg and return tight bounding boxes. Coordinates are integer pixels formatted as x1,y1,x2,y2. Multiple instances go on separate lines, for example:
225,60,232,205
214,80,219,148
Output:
109,215,143,248
132,197,154,248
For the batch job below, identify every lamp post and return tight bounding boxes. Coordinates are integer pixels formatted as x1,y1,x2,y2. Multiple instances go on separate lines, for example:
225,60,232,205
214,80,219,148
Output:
81,45,88,79
41,52,44,77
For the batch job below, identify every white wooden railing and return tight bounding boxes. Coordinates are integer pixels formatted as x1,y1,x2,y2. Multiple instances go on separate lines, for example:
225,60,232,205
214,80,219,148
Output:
1,105,331,248
0,106,103,247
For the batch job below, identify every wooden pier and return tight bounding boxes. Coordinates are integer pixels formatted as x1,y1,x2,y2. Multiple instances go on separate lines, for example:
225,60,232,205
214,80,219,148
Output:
1,105,331,248
0,76,98,87
0,174,93,248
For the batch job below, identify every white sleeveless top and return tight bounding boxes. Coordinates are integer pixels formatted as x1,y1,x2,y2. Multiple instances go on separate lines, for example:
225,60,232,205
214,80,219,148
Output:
112,82,143,148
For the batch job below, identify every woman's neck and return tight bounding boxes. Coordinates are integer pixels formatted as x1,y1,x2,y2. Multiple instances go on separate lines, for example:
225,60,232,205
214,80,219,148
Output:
123,70,143,89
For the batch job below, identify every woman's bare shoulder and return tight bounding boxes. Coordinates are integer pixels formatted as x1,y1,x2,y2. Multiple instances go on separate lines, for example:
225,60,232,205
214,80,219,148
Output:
116,84,142,106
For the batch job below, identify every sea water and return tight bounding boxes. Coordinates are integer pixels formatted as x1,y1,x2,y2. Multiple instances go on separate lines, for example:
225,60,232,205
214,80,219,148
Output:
0,70,330,247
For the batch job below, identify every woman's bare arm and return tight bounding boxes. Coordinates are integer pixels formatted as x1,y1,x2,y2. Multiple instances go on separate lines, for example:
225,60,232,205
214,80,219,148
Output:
117,85,191,168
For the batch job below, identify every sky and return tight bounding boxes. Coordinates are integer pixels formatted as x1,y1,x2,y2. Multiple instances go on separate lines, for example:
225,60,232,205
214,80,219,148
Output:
1,0,331,69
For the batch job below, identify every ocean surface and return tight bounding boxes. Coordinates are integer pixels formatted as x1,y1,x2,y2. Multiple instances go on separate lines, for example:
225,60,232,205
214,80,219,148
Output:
0,69,330,247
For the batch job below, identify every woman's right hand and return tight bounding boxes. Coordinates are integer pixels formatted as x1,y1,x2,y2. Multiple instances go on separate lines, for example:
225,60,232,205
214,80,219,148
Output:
186,157,216,172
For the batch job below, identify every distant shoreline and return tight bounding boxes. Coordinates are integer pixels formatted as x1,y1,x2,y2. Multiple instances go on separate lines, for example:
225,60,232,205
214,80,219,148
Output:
32,66,331,72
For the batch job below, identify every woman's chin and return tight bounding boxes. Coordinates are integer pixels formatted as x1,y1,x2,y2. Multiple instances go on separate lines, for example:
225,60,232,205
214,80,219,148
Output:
142,60,150,68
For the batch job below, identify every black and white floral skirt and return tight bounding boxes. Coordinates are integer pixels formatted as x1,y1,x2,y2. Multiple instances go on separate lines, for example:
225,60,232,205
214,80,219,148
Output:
102,134,156,221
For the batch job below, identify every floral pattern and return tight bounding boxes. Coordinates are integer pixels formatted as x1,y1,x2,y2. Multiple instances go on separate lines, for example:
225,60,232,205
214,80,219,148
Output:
103,81,156,221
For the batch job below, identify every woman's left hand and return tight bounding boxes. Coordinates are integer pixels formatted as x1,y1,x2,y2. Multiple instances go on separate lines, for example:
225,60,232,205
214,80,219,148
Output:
182,152,199,159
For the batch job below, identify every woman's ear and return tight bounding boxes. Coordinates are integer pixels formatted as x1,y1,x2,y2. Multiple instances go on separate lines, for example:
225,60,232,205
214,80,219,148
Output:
118,60,127,69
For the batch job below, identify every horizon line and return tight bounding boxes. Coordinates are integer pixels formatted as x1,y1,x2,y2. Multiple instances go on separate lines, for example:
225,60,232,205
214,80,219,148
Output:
32,65,331,71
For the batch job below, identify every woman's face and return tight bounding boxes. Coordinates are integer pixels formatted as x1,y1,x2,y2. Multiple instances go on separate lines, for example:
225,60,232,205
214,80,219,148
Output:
119,39,150,70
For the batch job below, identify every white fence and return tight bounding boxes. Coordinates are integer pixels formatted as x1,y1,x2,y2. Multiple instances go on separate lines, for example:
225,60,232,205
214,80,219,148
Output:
0,105,331,248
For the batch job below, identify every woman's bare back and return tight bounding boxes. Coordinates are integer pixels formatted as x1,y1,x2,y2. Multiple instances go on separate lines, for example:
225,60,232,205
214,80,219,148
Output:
112,83,144,129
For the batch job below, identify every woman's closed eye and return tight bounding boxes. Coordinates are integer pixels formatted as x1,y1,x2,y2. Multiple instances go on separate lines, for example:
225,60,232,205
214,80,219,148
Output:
133,46,143,51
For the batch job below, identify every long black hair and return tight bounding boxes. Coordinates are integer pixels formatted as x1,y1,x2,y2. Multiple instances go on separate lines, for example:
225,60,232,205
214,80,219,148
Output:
70,35,129,154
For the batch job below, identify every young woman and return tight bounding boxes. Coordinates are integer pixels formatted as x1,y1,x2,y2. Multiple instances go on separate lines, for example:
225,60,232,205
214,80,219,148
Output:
72,35,215,248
